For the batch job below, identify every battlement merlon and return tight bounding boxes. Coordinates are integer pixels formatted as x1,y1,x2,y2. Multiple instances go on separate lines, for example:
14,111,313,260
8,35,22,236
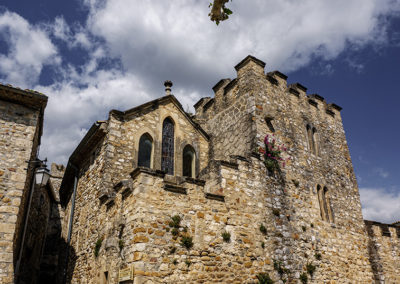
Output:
195,55,343,121
365,220,400,239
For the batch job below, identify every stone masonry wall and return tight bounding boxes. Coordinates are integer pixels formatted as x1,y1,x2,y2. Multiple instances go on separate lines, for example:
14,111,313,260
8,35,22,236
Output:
196,57,374,282
61,56,397,283
0,100,41,284
365,222,400,283
64,99,210,282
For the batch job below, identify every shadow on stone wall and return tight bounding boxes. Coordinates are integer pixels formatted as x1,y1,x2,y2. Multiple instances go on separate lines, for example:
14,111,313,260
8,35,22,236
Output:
38,198,76,284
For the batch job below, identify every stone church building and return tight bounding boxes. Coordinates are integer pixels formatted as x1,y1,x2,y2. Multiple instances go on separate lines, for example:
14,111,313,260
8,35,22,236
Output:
57,55,399,283
1,55,399,283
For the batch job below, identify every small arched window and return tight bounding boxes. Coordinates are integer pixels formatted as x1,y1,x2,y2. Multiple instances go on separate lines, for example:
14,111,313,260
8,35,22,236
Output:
182,145,196,178
138,133,153,168
161,117,174,175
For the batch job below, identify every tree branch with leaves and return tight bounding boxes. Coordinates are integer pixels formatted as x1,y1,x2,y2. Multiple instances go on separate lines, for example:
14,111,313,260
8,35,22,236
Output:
209,0,233,25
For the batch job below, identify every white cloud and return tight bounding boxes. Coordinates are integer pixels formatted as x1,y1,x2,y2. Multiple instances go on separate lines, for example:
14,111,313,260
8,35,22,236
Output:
2,1,400,164
0,10,60,87
85,0,400,86
360,187,400,223
374,167,390,178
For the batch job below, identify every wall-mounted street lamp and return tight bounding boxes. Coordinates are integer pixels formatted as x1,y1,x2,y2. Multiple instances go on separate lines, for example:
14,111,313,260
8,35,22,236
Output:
35,166,50,188
15,159,51,281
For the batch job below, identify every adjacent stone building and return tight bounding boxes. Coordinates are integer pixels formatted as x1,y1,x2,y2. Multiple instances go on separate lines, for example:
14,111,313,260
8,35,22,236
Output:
58,55,399,283
0,84,47,283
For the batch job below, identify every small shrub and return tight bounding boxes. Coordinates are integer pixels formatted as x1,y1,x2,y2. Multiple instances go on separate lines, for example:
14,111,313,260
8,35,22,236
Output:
256,272,274,284
94,238,102,257
169,215,181,228
166,227,170,232
171,228,179,236
172,259,178,265
261,242,265,249
222,231,231,242
180,235,194,249
260,223,267,234
273,260,285,276
292,179,300,187
315,252,322,260
272,208,280,217
118,239,124,251
170,246,176,254
185,259,191,266
302,226,306,232
299,272,308,284
306,263,316,277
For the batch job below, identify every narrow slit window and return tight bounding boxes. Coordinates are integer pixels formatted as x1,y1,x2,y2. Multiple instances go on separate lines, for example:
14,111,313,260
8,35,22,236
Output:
161,118,174,175
182,145,196,178
317,185,334,222
324,186,334,222
306,124,314,153
138,133,153,168
312,127,318,155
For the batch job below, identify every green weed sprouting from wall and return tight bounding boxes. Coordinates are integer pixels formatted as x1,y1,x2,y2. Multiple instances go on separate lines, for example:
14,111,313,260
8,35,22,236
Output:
94,238,102,257
256,272,274,284
180,235,194,249
222,231,231,242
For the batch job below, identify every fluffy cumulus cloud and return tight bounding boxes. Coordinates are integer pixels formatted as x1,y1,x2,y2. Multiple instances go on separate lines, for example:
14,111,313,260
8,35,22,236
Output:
360,188,400,223
0,10,60,86
0,0,400,165
85,0,400,91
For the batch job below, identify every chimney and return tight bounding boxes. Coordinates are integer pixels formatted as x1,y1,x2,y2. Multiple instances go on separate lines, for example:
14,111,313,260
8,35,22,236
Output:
164,80,173,96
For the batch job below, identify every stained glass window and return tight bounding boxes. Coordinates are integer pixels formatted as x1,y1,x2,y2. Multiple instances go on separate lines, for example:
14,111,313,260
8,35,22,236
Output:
183,145,196,177
162,118,174,174
138,133,153,168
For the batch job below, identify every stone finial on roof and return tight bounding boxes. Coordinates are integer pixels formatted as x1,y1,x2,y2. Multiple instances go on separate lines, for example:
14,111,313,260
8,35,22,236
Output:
164,80,173,96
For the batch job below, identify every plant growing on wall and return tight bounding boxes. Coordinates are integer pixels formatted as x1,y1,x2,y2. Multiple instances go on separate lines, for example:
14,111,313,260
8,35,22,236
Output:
299,272,308,284
256,272,274,284
260,223,267,234
180,235,194,249
94,238,103,257
306,262,316,277
222,230,231,242
258,134,289,172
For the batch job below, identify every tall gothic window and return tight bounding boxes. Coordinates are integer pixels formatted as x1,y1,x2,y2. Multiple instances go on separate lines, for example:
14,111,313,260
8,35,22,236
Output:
182,145,196,178
138,133,153,168
161,117,174,175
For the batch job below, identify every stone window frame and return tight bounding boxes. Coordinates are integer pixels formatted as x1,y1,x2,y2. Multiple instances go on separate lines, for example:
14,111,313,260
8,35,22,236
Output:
134,128,156,170
137,133,154,169
317,184,334,223
182,144,196,178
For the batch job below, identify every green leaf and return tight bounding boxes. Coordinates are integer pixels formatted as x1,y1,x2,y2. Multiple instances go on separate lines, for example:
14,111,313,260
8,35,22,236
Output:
224,8,233,15
209,3,213,8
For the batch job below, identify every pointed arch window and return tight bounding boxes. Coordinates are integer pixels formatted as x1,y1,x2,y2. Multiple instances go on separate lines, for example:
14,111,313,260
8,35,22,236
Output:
138,133,153,168
161,117,174,175
183,145,196,178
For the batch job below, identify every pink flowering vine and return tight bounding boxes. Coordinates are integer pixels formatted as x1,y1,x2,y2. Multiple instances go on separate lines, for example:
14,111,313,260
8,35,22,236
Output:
258,134,290,172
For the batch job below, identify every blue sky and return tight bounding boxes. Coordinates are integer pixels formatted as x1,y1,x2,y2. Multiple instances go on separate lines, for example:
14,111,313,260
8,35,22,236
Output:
0,0,399,223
